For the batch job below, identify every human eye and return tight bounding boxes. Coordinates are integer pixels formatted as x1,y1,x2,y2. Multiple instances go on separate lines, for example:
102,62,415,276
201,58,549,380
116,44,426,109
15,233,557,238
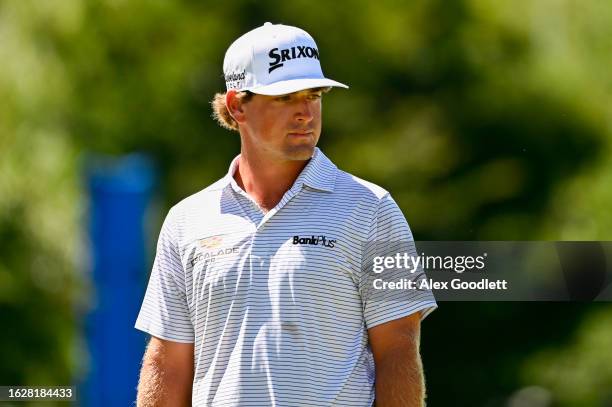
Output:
307,92,322,101
275,94,292,102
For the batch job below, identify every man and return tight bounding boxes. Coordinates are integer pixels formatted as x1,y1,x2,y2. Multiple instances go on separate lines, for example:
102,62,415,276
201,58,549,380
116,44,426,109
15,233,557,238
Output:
135,22,437,406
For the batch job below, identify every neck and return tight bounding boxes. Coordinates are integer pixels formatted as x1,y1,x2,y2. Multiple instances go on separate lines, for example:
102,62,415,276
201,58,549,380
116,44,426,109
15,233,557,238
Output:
234,145,311,212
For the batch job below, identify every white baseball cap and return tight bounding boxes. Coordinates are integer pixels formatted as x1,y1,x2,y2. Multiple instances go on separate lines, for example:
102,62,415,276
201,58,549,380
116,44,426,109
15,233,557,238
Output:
223,22,349,96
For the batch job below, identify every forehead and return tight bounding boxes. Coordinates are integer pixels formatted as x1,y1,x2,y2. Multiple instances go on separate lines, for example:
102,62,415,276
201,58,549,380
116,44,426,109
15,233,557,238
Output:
264,88,324,98
290,88,324,96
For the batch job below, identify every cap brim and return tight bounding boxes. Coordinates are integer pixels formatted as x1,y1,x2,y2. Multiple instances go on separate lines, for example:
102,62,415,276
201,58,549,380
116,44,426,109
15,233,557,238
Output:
246,78,348,96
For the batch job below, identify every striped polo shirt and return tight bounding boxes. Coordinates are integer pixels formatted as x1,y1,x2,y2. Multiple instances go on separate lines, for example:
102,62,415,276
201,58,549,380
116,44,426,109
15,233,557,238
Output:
135,147,437,406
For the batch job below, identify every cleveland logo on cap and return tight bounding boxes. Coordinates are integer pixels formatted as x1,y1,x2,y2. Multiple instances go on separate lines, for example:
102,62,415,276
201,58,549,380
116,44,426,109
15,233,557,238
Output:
268,46,320,73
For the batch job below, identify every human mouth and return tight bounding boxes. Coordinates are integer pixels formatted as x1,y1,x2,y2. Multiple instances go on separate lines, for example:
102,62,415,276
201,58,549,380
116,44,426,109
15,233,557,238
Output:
287,131,313,137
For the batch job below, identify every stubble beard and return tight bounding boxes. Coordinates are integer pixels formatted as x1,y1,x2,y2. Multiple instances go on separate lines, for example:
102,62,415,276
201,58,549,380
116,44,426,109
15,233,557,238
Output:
282,143,316,161
281,127,320,161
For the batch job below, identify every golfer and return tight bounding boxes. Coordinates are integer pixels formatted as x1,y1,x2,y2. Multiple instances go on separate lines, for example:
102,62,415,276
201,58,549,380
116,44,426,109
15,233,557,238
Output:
135,22,437,407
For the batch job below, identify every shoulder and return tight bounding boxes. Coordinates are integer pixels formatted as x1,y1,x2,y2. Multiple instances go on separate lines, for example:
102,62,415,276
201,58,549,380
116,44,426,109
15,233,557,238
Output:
315,148,390,204
164,176,229,226
330,162,408,226
176,176,227,209
333,168,391,204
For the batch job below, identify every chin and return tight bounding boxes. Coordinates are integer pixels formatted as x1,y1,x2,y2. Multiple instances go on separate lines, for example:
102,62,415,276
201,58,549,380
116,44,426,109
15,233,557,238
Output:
284,144,316,161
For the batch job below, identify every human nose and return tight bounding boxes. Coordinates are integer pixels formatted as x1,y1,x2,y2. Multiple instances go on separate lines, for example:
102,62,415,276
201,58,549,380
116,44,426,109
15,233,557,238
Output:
295,99,314,123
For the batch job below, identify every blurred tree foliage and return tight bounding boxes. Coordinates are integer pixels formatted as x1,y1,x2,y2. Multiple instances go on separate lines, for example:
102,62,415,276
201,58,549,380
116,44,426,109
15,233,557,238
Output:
522,306,612,405
1,0,611,405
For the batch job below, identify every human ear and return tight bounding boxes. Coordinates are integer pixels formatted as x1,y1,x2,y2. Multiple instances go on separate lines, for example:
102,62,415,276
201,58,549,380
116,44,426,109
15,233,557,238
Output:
226,90,247,124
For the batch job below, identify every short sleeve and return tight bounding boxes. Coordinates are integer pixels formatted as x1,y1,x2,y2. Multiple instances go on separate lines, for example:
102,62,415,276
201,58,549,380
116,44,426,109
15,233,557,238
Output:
135,208,194,343
360,193,437,329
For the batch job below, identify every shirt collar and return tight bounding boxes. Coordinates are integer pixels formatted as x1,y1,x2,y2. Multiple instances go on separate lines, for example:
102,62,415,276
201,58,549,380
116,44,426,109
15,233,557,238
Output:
220,147,337,193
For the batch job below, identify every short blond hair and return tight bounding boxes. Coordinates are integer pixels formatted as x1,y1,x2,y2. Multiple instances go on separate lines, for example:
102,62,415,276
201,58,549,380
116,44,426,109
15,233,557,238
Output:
211,91,253,131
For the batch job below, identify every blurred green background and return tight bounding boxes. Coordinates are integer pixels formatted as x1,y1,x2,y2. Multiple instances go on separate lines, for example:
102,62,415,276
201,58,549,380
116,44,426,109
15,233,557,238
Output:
1,0,611,405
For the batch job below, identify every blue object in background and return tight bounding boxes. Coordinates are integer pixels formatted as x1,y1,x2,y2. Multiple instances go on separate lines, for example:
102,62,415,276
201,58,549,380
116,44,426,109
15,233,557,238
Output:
83,154,156,406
